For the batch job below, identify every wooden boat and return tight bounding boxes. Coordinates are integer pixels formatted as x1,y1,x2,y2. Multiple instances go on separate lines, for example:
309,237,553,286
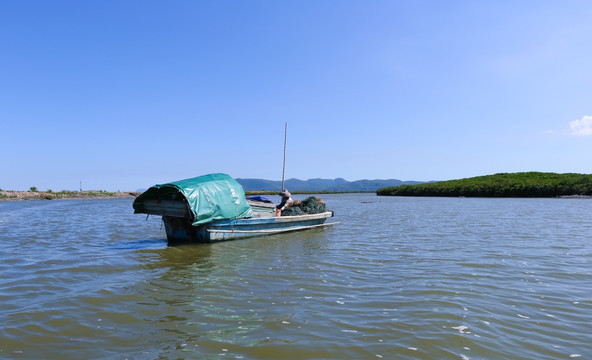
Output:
133,173,337,243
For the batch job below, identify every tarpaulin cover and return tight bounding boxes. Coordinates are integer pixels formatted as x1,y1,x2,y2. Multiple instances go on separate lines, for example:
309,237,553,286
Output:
133,173,253,225
247,195,272,203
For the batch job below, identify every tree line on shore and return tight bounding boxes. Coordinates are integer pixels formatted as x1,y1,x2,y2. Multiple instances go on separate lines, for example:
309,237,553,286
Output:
376,172,592,197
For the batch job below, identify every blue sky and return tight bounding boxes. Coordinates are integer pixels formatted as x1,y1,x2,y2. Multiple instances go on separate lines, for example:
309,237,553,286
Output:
2,1,591,191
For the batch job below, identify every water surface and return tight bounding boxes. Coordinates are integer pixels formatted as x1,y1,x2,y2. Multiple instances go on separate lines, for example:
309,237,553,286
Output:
1,194,591,359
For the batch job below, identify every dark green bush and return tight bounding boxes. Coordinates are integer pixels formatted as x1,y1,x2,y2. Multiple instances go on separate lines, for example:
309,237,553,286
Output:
377,172,592,197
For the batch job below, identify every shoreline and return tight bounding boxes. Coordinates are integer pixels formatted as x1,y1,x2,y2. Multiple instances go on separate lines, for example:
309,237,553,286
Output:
0,191,140,202
2,190,371,202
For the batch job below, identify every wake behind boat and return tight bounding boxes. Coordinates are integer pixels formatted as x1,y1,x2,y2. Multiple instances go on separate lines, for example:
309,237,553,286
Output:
133,173,337,243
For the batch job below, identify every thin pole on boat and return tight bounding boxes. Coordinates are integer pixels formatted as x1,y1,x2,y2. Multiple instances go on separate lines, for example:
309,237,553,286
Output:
281,122,288,190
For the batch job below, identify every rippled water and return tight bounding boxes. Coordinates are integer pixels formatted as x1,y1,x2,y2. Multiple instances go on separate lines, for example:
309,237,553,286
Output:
1,194,591,359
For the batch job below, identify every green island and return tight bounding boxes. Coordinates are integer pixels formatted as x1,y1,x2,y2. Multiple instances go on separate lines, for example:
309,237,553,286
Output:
376,172,592,198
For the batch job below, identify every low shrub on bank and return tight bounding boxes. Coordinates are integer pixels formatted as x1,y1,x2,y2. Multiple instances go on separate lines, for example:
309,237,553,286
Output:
377,172,592,197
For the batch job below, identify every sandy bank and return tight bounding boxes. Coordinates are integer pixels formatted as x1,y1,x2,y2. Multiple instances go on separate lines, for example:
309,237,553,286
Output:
0,191,140,201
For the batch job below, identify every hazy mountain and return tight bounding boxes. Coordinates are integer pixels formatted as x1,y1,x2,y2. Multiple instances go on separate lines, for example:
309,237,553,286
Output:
235,178,423,192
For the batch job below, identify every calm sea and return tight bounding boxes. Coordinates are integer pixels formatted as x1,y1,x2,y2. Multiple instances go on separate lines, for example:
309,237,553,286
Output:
1,193,591,359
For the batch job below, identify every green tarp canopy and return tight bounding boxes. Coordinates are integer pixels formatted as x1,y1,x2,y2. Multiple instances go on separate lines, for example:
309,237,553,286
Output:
133,173,253,225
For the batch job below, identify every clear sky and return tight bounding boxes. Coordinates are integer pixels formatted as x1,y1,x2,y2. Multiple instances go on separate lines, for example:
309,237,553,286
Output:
2,1,591,191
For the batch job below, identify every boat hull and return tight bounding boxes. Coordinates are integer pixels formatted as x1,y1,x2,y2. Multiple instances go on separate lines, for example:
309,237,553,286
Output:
163,211,336,243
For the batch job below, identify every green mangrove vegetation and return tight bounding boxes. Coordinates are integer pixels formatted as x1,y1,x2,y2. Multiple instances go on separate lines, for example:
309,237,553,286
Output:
377,172,592,198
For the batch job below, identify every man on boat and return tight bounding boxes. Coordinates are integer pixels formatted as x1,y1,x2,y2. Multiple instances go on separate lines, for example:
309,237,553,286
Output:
276,189,294,216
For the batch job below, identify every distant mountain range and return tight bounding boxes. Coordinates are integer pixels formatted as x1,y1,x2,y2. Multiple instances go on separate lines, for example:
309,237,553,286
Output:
235,178,423,192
